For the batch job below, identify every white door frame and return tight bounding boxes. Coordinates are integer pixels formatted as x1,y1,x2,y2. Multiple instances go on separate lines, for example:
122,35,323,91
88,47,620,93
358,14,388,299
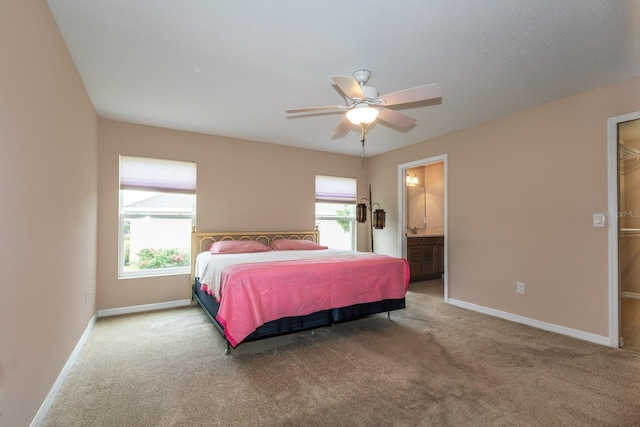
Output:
607,111,640,348
398,154,449,301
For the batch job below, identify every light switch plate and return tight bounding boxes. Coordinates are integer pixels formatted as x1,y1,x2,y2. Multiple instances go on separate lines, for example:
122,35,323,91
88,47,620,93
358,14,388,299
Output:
593,213,605,227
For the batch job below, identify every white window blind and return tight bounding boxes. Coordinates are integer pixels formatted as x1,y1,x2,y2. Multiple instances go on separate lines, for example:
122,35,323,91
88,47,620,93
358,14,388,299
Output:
315,175,356,203
120,156,196,194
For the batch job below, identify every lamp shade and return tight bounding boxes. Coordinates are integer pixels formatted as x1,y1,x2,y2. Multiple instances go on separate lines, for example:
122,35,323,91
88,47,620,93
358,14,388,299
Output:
346,105,379,125
356,203,367,223
373,209,386,229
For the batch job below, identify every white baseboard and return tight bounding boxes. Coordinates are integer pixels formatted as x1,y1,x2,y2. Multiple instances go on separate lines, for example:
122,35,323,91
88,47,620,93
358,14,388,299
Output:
30,314,97,427
447,298,610,347
97,299,192,317
622,291,640,300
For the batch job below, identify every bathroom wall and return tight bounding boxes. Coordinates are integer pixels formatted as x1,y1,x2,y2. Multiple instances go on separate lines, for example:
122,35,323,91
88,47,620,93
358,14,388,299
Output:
406,163,445,232
425,162,445,230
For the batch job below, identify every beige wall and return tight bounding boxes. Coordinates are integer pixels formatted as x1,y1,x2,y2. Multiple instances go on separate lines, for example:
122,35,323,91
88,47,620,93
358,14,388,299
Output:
0,1,98,425
369,75,640,338
97,119,370,310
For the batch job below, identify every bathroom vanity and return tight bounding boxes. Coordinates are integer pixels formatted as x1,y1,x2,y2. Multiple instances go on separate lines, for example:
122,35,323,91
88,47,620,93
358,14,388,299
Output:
407,234,444,282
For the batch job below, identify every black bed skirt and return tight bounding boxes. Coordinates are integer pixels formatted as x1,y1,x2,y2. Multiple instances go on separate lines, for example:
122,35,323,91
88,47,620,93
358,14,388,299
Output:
192,278,405,347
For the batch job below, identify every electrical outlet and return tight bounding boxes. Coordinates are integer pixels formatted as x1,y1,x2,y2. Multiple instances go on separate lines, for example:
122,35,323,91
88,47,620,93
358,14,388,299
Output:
516,282,526,294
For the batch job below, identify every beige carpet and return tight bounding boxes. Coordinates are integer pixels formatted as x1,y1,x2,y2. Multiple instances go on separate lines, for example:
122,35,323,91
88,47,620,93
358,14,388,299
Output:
42,281,640,427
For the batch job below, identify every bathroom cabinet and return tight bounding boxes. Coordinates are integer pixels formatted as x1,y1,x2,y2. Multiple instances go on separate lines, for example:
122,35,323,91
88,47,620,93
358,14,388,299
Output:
407,236,444,282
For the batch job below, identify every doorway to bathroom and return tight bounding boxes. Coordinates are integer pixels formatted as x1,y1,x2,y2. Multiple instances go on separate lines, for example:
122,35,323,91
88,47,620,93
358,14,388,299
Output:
399,154,448,301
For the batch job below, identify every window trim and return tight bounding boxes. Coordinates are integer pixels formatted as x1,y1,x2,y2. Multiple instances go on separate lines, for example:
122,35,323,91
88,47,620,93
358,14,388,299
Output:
314,175,357,251
314,202,357,251
118,156,196,279
118,190,195,279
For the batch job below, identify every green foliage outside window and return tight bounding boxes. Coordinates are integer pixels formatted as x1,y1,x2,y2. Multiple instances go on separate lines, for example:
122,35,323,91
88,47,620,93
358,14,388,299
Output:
124,235,130,266
136,248,190,269
336,206,352,233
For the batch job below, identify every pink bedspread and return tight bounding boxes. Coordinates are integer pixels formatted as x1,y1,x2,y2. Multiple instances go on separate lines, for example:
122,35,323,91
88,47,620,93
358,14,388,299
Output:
213,255,409,347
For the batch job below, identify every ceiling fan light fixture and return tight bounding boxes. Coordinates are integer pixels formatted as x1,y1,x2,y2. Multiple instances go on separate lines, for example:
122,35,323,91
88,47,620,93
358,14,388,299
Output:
286,69,441,151
346,105,379,125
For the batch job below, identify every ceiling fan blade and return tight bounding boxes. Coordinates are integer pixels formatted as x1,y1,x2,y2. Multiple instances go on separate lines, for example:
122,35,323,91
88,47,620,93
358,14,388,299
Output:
379,83,442,106
331,117,352,139
286,105,345,114
377,108,417,129
332,76,365,100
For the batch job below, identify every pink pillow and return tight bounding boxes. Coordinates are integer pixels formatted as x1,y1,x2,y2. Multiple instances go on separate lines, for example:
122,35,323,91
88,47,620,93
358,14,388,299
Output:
209,240,271,254
270,239,328,250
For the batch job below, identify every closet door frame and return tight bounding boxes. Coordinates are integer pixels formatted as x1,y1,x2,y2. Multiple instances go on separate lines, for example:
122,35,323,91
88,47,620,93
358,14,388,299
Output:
607,111,640,348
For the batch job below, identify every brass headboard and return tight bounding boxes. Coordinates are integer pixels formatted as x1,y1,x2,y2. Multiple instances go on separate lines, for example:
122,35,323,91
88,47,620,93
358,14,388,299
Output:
190,227,320,283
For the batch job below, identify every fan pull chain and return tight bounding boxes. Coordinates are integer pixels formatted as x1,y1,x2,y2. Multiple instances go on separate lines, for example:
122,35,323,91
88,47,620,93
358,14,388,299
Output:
360,125,367,158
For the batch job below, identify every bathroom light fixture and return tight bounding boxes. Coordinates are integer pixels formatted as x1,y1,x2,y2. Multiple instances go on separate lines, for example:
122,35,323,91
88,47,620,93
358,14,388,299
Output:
406,173,419,185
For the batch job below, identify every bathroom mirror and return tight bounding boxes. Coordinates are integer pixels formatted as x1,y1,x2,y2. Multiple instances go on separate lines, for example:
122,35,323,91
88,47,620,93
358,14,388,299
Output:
407,186,426,232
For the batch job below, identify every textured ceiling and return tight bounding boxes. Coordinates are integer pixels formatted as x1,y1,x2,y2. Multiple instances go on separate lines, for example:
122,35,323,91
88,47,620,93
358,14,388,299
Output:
47,0,640,157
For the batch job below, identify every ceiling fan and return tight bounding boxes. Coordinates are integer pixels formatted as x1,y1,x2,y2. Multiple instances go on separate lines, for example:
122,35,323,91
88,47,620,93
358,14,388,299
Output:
286,69,441,155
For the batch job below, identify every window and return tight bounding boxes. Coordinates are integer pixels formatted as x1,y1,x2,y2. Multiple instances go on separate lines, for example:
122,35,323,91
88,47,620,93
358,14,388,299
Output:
119,156,196,278
315,175,356,250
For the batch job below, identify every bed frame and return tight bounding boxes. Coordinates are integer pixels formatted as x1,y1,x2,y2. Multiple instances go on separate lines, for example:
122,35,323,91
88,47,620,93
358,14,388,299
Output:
190,228,406,352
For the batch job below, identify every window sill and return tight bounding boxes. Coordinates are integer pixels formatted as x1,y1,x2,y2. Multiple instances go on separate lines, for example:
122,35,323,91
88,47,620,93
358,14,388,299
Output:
119,268,190,280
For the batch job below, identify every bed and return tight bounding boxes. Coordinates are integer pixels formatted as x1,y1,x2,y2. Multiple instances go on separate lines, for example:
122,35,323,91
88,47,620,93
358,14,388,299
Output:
191,229,409,351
